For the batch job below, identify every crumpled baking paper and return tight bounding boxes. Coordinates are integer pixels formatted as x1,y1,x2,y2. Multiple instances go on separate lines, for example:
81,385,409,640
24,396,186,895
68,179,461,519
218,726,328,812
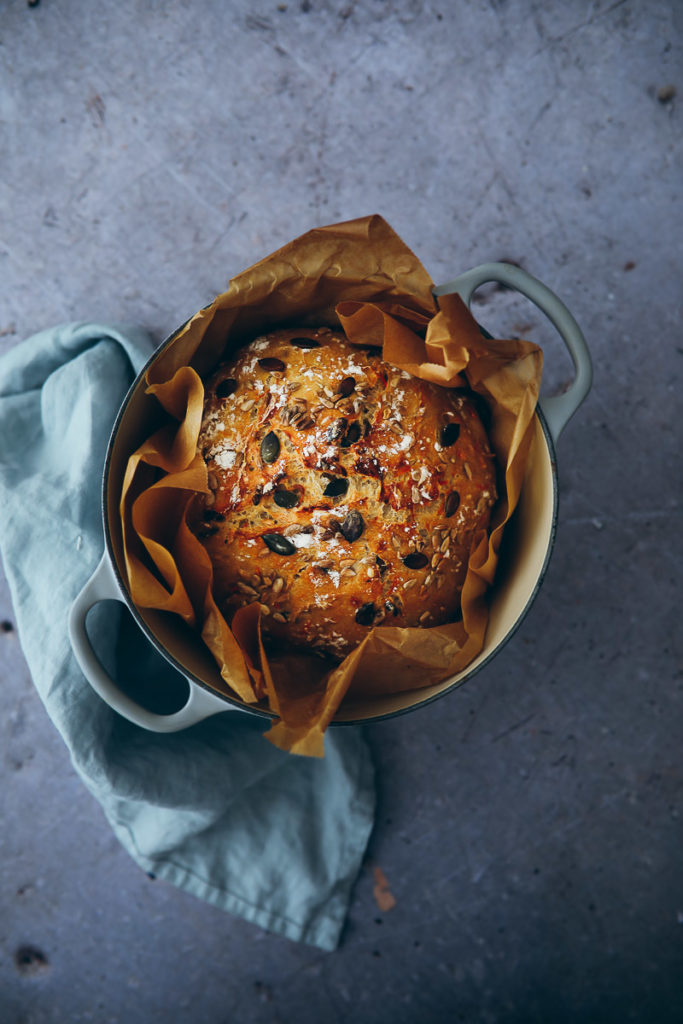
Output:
120,215,543,756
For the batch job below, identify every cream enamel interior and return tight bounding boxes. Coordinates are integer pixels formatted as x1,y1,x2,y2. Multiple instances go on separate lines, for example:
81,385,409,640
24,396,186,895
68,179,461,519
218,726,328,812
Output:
336,416,556,720
105,340,557,723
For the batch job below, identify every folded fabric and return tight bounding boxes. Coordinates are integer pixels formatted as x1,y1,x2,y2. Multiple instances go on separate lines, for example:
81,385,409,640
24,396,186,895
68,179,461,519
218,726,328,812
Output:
0,323,375,951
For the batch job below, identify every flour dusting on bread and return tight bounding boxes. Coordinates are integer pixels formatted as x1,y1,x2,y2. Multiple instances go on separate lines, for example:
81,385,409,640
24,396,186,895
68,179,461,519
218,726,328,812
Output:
195,327,497,660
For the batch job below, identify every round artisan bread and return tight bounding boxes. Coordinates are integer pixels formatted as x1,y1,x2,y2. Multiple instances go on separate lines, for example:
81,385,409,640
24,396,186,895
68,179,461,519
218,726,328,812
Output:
194,326,497,661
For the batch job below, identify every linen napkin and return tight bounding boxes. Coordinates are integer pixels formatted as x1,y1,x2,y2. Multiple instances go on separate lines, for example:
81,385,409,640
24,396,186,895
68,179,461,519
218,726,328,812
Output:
0,322,375,951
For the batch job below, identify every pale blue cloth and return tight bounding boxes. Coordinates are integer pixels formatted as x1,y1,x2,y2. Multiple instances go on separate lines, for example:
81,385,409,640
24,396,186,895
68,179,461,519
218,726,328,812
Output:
0,323,375,951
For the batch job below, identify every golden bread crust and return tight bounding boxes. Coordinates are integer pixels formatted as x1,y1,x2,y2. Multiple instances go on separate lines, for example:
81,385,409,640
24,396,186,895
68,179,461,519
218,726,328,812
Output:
195,327,497,660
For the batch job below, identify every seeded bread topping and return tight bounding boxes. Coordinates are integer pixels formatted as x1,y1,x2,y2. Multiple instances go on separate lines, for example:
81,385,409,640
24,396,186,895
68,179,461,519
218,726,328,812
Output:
195,327,497,660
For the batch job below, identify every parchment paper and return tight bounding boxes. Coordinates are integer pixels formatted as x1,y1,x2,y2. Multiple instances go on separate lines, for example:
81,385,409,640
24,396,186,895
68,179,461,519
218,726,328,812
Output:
119,215,543,756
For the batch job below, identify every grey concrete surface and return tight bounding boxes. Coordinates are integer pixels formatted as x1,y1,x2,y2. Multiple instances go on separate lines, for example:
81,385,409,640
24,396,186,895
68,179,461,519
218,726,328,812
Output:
1,0,681,1021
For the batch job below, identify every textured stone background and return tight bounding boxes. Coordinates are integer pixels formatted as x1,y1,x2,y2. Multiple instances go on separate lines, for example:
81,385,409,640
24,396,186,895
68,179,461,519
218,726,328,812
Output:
1,1,681,1021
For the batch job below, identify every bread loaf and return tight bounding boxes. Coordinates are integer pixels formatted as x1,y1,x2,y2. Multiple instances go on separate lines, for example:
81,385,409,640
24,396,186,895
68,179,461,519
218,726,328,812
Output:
195,326,497,661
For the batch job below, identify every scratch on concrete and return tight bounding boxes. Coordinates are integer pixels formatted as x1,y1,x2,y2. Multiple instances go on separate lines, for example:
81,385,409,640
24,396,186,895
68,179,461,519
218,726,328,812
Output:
533,0,630,55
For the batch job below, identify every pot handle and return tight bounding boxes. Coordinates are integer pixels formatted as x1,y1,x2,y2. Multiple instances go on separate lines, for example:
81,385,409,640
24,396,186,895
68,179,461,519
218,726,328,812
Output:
433,263,592,442
68,553,229,732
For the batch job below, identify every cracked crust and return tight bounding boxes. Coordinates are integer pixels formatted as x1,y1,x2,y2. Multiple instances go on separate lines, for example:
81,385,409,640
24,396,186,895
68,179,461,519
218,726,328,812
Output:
194,327,497,660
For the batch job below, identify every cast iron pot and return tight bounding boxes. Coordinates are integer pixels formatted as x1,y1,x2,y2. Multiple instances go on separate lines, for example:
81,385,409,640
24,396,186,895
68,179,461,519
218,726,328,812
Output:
69,263,592,731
